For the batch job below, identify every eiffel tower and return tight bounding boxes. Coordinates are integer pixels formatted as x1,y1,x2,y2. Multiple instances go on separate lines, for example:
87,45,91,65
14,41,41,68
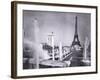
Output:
71,16,81,50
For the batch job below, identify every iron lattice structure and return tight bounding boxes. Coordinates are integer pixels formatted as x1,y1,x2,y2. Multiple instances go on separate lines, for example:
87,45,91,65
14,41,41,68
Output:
71,16,81,48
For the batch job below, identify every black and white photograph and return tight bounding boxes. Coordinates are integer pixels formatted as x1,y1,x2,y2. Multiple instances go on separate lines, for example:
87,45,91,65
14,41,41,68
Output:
23,11,91,69
11,1,97,78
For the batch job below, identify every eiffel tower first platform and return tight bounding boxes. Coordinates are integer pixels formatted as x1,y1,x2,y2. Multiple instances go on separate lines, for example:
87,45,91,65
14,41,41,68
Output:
71,16,82,51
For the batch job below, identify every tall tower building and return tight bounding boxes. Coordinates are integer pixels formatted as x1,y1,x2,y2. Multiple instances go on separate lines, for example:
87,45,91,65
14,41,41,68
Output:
47,32,55,61
71,16,81,51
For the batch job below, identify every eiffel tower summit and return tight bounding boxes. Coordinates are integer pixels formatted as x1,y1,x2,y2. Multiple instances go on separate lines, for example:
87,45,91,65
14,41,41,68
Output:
71,16,82,51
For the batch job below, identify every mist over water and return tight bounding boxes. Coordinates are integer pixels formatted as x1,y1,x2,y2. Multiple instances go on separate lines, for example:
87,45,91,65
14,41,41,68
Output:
23,10,90,47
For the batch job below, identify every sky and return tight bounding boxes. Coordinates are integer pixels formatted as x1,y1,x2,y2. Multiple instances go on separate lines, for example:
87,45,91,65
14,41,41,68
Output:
23,10,91,46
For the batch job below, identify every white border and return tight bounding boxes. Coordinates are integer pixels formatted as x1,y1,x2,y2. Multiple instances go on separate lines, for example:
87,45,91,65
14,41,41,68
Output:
17,4,96,76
